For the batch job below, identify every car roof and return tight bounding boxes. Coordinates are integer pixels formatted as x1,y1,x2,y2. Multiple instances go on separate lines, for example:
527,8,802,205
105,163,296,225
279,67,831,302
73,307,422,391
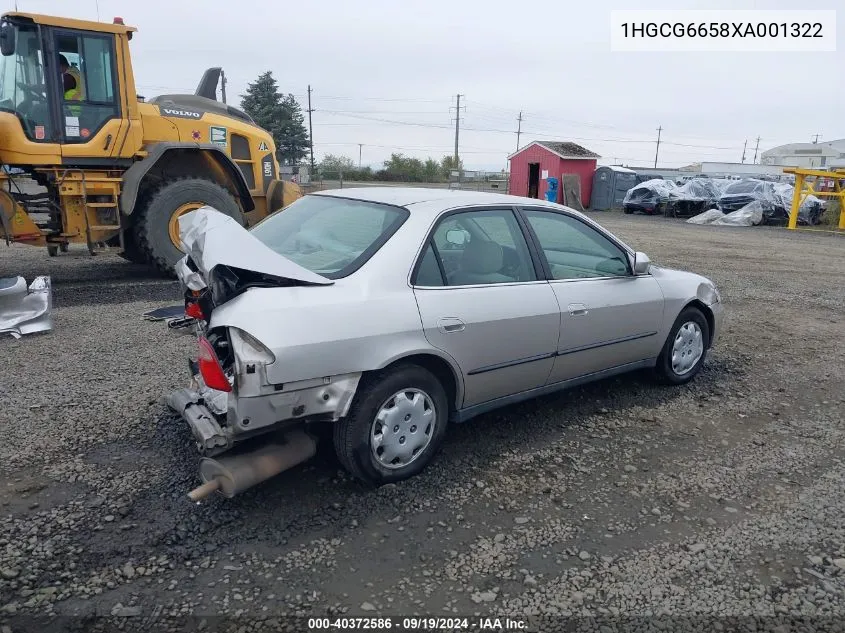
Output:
308,186,634,255
311,186,571,214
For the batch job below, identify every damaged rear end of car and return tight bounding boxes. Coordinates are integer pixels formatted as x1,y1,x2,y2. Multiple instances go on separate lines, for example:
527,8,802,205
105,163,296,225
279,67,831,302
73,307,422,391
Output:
167,207,360,500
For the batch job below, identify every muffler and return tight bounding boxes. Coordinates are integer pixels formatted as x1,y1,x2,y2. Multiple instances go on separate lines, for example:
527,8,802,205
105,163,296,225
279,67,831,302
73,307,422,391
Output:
187,430,317,501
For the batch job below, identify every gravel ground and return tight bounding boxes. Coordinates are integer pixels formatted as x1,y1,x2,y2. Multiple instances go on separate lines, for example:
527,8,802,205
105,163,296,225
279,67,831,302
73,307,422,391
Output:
1,213,844,632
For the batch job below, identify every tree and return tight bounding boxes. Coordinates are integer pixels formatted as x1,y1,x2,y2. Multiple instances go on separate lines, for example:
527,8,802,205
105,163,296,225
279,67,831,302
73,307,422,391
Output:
319,154,356,174
381,153,428,182
240,72,310,165
424,158,440,182
440,155,464,179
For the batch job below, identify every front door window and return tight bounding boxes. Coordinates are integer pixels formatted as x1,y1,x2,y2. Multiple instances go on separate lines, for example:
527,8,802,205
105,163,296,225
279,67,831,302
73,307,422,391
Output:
55,31,118,141
523,209,631,279
0,22,51,141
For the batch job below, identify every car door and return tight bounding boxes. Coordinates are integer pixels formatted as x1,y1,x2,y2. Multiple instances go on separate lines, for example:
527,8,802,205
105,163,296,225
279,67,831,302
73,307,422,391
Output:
519,208,665,383
412,207,560,408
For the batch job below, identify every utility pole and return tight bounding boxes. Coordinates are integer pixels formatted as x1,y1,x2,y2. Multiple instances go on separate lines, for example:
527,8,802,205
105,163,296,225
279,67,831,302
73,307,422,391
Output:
515,111,523,153
358,144,363,169
654,125,662,168
307,85,315,174
741,139,747,164
452,94,463,168
220,70,227,104
753,136,760,164
812,133,822,144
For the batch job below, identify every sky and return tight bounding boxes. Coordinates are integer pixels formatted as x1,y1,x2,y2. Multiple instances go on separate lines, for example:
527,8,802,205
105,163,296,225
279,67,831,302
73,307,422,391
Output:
10,0,845,171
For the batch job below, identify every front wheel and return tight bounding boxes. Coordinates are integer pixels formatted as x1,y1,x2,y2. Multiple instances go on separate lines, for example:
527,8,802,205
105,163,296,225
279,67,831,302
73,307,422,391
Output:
333,365,449,484
654,307,710,385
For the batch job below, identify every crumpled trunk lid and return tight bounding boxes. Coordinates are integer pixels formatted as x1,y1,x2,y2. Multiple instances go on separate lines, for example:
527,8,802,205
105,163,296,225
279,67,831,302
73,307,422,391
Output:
175,207,333,290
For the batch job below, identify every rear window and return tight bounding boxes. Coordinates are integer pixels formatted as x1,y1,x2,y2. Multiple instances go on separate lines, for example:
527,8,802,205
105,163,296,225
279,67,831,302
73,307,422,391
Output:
249,195,409,279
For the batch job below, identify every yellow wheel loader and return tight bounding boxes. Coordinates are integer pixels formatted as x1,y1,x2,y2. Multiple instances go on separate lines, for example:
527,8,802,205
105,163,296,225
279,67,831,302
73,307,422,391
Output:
0,12,302,274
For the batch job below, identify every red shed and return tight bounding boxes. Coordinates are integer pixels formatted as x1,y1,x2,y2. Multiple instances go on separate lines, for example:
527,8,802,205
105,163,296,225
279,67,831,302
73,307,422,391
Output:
507,141,600,207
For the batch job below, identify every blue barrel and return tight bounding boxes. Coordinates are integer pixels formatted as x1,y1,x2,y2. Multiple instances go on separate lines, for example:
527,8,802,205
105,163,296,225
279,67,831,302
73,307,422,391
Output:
545,177,559,202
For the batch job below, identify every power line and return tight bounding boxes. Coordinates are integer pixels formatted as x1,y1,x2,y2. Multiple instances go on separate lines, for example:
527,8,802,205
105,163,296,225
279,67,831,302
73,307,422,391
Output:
314,142,503,154
318,109,449,115
313,94,448,103
315,111,746,150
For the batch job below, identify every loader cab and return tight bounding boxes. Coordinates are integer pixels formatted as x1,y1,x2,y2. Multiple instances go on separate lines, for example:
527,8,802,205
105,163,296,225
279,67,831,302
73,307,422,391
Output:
0,13,124,146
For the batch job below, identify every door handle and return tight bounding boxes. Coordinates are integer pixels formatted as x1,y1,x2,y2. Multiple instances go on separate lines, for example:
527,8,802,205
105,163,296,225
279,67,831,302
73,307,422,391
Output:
568,303,589,316
437,318,465,333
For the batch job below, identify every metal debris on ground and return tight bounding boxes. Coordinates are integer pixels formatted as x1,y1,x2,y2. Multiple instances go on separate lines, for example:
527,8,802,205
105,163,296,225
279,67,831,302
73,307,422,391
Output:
142,305,185,321
0,275,52,339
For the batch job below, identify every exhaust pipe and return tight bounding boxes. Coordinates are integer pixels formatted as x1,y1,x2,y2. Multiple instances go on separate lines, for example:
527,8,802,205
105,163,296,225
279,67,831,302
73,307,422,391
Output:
187,430,317,501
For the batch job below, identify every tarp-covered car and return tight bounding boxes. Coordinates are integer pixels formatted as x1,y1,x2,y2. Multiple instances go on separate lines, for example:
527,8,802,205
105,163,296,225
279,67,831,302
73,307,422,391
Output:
718,178,824,225
624,178,732,218
665,178,732,218
168,189,724,496
623,179,676,215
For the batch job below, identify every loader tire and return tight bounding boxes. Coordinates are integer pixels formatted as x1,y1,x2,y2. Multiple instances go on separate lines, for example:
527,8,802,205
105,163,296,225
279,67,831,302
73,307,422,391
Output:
134,178,243,276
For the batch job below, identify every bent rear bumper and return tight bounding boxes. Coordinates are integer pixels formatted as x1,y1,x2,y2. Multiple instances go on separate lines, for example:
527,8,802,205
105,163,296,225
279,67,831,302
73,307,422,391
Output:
166,371,363,456
167,388,230,455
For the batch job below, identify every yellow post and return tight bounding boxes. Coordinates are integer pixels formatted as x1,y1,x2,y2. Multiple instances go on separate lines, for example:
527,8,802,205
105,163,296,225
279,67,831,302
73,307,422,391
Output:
787,173,804,230
833,179,845,230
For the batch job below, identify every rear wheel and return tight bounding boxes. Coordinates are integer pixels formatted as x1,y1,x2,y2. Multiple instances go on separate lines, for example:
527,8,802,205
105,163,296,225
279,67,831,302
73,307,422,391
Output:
133,178,242,275
654,306,710,385
333,365,449,485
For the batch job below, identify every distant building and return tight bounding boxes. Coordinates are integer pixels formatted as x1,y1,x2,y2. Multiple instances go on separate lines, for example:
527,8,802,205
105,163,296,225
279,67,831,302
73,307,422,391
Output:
761,142,845,168
677,161,791,181
508,141,600,205
622,166,689,182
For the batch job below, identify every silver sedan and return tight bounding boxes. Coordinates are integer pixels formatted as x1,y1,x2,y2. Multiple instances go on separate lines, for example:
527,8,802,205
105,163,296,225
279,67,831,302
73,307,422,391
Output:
170,188,723,494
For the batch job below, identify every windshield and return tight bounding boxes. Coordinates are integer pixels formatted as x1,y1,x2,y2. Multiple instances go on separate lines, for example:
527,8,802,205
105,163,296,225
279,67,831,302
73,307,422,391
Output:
249,195,409,279
0,22,49,139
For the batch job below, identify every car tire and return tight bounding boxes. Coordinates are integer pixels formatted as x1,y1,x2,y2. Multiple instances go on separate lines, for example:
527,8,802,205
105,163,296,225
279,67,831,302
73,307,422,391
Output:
623,206,633,215
654,306,710,385
333,364,449,485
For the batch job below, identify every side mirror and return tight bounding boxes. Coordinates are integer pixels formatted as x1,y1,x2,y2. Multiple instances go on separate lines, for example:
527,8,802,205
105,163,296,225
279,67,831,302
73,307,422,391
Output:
632,251,651,275
0,23,16,57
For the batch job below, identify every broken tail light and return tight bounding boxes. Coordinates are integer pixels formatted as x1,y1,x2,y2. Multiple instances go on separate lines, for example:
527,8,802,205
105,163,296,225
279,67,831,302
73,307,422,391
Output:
197,336,232,392
185,301,204,320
